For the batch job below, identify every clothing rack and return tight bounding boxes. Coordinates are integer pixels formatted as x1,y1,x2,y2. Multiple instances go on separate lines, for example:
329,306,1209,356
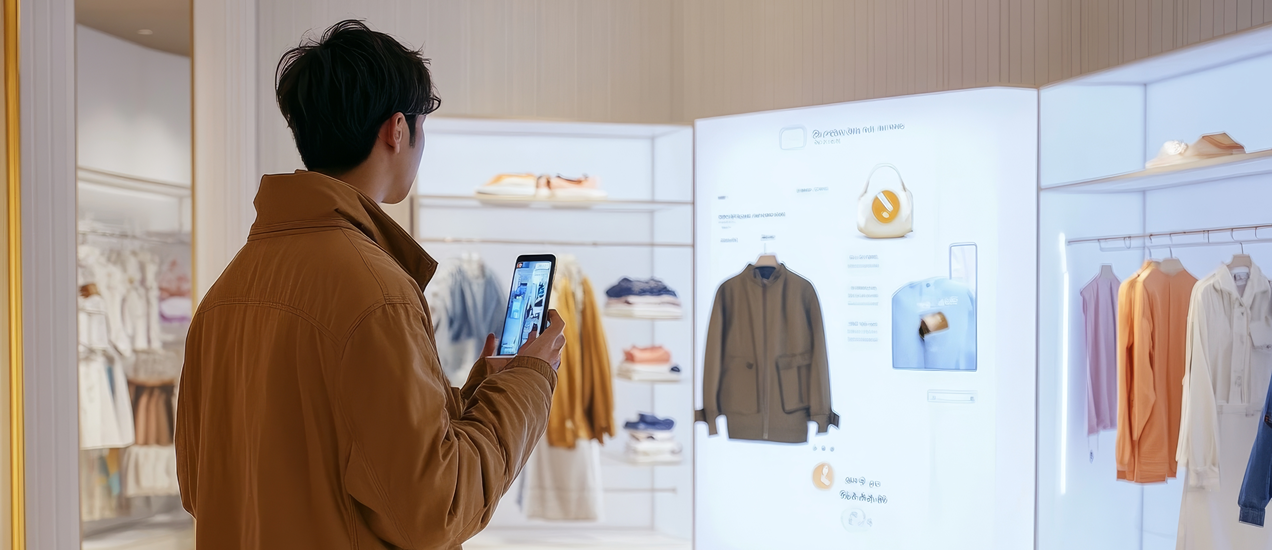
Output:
78,228,190,245
418,236,692,248
1066,223,1272,252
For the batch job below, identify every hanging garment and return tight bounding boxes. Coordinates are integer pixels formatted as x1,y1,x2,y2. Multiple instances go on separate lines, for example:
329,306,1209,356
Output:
123,444,181,497
545,266,614,448
1176,263,1272,549
427,261,507,385
891,276,977,371
1115,261,1197,483
131,383,175,446
521,436,604,521
79,352,135,450
80,449,124,521
698,263,839,443
1081,267,1120,435
81,246,134,357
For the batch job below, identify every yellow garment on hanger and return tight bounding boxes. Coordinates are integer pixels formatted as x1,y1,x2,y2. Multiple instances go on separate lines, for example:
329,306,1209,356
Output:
546,274,615,447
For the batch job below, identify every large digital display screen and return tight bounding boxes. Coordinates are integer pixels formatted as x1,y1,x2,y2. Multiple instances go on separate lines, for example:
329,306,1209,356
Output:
693,88,1038,549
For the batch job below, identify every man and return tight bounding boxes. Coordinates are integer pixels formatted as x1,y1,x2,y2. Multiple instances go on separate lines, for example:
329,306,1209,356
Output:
175,20,564,549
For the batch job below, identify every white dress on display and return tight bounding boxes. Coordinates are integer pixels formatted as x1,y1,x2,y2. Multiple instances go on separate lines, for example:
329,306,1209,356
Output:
1176,264,1272,550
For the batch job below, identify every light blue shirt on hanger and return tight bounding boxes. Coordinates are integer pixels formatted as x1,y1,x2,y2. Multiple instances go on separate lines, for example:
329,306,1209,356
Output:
891,277,977,371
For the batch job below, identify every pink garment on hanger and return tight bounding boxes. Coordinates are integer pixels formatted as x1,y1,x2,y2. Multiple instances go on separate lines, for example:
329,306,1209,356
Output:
1081,268,1120,435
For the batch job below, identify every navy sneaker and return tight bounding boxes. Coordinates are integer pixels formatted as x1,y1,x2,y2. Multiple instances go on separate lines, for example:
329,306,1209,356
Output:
623,413,675,432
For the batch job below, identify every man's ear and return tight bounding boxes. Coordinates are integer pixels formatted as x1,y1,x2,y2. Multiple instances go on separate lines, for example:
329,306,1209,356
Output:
380,113,408,153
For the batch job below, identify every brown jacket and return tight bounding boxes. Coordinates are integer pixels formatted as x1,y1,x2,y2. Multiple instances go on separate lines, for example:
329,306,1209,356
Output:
699,263,838,443
175,171,557,549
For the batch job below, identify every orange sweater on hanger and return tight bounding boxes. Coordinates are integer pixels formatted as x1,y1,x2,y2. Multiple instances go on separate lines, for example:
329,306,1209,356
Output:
1116,261,1197,483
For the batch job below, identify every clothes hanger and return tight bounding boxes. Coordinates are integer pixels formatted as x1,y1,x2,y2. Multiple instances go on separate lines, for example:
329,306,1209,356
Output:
1228,230,1253,269
755,242,779,267
1159,235,1185,275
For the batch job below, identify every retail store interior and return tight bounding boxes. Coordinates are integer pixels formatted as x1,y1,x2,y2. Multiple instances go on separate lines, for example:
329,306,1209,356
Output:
24,0,1272,548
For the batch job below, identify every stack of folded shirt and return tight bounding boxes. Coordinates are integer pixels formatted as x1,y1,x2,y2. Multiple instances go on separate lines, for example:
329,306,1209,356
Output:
604,277,682,319
623,413,681,464
617,345,681,382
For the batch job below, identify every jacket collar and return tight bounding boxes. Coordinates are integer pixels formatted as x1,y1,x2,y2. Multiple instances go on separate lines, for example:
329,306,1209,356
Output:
1213,262,1269,306
746,263,786,286
250,170,437,289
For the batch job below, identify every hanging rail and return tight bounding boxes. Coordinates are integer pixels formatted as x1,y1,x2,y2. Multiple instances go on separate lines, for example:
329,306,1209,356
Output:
1066,223,1272,252
417,236,692,249
78,228,189,245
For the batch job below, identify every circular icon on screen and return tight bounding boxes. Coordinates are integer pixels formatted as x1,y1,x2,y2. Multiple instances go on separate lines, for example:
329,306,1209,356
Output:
812,463,834,490
841,507,872,531
871,190,900,224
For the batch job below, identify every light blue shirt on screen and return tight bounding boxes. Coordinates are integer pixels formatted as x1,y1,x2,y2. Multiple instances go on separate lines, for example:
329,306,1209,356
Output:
891,277,977,371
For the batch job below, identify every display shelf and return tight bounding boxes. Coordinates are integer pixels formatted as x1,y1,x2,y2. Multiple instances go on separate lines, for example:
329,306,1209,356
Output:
615,373,684,384
602,310,685,320
417,236,692,249
1044,148,1272,193
417,194,691,213
602,452,684,467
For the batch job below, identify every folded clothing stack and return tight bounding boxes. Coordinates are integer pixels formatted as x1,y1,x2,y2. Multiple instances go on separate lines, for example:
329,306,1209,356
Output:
617,345,681,382
623,413,681,464
604,277,683,319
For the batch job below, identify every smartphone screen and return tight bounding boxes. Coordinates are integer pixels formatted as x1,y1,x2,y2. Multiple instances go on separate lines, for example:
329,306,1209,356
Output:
498,257,555,355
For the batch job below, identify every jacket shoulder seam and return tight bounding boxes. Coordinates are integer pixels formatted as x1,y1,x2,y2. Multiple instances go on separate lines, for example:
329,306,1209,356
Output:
340,228,389,298
194,299,341,342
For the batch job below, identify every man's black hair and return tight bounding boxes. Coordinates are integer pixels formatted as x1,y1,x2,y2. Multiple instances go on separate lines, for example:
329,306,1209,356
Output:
275,20,441,172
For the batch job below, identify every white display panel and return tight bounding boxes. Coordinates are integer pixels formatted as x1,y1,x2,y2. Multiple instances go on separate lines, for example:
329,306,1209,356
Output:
693,88,1037,549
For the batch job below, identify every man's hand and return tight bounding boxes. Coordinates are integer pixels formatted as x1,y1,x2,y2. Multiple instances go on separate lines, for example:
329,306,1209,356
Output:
518,310,566,371
479,310,567,373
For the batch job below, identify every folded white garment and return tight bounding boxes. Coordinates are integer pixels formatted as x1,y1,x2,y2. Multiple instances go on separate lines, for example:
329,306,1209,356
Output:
617,364,681,382
605,302,683,319
626,429,676,441
628,440,681,454
620,360,674,370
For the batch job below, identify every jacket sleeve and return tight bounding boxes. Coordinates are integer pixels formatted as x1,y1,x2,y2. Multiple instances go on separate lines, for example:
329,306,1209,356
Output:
1130,281,1157,442
700,285,727,436
807,285,837,433
175,320,203,516
337,303,556,549
1115,279,1135,474
1179,287,1221,489
1238,386,1272,526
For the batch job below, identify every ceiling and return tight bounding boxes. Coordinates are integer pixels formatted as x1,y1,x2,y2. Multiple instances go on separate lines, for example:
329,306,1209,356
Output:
77,0,190,57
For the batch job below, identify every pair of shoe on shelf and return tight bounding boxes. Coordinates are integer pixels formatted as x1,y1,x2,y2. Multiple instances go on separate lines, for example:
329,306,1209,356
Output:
617,345,681,382
623,413,681,463
604,277,682,319
1146,132,1246,169
476,173,607,200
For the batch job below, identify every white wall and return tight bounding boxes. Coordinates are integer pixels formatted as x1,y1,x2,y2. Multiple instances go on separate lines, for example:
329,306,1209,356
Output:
76,25,191,185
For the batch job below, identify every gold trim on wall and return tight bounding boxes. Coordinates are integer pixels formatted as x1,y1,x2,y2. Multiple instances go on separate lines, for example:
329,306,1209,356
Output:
5,0,21,546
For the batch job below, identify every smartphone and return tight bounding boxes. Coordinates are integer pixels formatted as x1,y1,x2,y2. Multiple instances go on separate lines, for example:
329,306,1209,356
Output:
496,254,557,356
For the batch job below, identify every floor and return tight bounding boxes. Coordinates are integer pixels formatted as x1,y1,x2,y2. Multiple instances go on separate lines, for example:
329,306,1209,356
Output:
80,522,688,550
81,512,194,550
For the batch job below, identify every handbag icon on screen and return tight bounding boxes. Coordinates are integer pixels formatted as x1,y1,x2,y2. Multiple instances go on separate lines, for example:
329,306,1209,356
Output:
856,163,913,239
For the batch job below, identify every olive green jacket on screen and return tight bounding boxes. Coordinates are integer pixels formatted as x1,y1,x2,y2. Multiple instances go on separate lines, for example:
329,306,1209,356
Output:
698,264,839,443
176,171,557,549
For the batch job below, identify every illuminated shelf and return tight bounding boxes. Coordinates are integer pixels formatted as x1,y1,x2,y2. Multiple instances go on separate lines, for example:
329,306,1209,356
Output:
602,452,684,467
1044,148,1272,193
416,194,691,213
